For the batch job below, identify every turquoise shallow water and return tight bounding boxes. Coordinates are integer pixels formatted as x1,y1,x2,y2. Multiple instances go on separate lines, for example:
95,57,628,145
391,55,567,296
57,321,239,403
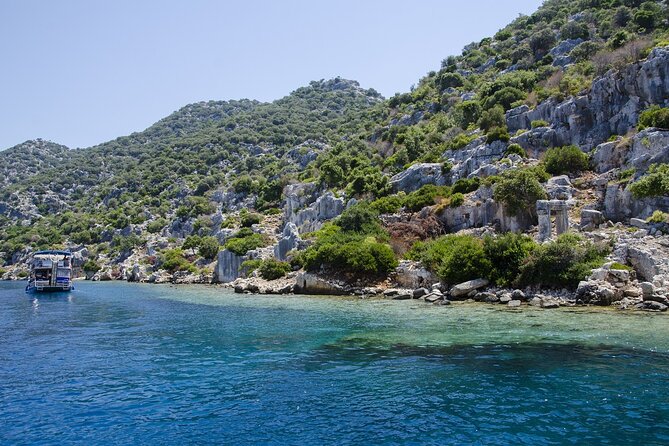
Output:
1,281,669,445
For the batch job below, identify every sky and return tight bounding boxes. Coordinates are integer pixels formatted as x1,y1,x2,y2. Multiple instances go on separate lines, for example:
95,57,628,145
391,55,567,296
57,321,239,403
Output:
0,0,543,150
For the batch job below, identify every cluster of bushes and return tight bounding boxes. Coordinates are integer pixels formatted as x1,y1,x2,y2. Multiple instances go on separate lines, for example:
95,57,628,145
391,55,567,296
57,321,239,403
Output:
629,163,669,197
160,249,197,273
224,228,267,256
369,184,457,214
242,258,292,280
297,205,397,277
182,235,221,259
408,232,608,289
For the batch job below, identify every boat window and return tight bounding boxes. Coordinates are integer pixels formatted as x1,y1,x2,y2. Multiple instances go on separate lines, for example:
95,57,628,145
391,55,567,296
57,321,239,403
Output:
57,268,71,278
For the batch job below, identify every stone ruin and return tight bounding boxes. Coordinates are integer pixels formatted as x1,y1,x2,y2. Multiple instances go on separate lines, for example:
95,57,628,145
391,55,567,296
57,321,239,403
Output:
537,200,571,242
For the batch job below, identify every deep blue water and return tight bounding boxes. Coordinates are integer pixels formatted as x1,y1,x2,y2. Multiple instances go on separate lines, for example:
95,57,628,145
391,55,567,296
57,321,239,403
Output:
1,281,669,445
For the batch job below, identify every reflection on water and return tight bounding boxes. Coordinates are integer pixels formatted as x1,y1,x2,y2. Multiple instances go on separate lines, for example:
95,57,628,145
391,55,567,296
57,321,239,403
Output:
1,281,669,445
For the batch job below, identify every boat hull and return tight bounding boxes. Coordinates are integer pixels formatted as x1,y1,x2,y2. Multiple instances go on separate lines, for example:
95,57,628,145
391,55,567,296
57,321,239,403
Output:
25,284,73,293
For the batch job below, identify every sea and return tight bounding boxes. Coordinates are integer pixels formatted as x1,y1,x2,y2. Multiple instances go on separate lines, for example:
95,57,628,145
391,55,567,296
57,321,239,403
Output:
1,281,668,445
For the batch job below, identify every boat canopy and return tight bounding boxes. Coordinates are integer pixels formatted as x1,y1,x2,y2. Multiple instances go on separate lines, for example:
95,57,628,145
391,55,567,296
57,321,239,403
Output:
34,250,71,257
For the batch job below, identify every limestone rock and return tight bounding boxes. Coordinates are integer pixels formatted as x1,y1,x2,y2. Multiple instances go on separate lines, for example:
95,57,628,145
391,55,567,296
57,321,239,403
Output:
450,278,489,298
390,163,447,193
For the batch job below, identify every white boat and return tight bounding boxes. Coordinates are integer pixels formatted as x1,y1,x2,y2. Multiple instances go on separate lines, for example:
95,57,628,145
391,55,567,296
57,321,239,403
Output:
26,250,73,293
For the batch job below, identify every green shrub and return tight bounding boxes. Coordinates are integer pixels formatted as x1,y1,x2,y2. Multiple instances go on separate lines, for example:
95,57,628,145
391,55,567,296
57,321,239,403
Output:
544,145,590,175
450,193,465,207
82,260,101,273
408,234,491,285
240,210,262,228
493,168,547,216
638,105,669,130
404,185,452,212
478,106,506,132
647,210,669,224
161,249,197,273
446,132,477,150
486,126,510,143
224,231,266,256
370,195,403,214
302,227,397,277
336,204,382,234
198,236,221,260
452,177,481,195
484,233,537,287
146,218,167,234
241,259,262,273
629,164,669,198
531,120,549,128
505,143,527,158
437,72,465,90
259,258,291,280
516,233,609,289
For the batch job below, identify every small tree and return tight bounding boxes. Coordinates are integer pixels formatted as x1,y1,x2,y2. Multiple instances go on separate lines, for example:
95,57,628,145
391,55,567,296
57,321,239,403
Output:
493,169,547,218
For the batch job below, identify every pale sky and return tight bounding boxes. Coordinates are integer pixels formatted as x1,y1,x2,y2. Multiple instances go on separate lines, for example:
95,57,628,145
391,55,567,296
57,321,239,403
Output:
0,0,543,149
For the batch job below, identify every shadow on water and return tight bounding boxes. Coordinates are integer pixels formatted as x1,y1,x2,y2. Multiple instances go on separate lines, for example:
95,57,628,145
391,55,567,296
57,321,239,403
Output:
302,336,669,374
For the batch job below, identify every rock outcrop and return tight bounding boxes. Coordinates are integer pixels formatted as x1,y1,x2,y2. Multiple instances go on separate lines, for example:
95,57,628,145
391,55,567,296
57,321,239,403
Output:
212,249,246,283
507,46,669,152
390,163,448,193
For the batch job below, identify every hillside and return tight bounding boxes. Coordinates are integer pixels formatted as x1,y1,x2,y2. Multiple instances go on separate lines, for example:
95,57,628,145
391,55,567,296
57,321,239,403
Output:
2,0,669,308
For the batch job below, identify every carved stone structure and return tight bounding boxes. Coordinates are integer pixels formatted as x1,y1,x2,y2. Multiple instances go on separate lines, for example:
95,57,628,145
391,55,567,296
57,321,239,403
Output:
537,200,571,242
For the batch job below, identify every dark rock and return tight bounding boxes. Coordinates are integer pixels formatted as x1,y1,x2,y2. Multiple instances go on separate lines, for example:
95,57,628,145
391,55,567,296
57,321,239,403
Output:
413,287,430,299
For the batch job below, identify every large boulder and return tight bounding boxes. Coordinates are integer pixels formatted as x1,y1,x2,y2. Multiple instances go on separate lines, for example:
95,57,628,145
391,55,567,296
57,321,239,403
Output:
294,272,347,295
450,278,489,298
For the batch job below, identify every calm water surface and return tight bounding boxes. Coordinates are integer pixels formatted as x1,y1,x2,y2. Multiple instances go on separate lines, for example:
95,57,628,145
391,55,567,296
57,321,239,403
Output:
1,281,669,445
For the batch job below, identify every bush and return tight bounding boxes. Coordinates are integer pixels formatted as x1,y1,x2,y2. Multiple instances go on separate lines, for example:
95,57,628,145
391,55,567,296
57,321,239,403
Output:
240,210,262,228
449,193,465,207
647,210,669,224
82,260,101,273
198,236,221,260
408,235,491,285
454,101,482,128
225,231,266,256
160,249,197,273
543,145,590,175
370,195,403,214
259,258,291,280
484,233,537,287
638,105,669,130
531,120,549,128
404,185,452,212
484,87,526,111
302,227,397,277
493,168,548,217
336,204,381,234
516,233,609,289
437,72,465,90
478,106,506,132
629,164,669,198
146,218,167,234
486,126,510,143
446,133,477,150
505,143,527,158
452,177,481,194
